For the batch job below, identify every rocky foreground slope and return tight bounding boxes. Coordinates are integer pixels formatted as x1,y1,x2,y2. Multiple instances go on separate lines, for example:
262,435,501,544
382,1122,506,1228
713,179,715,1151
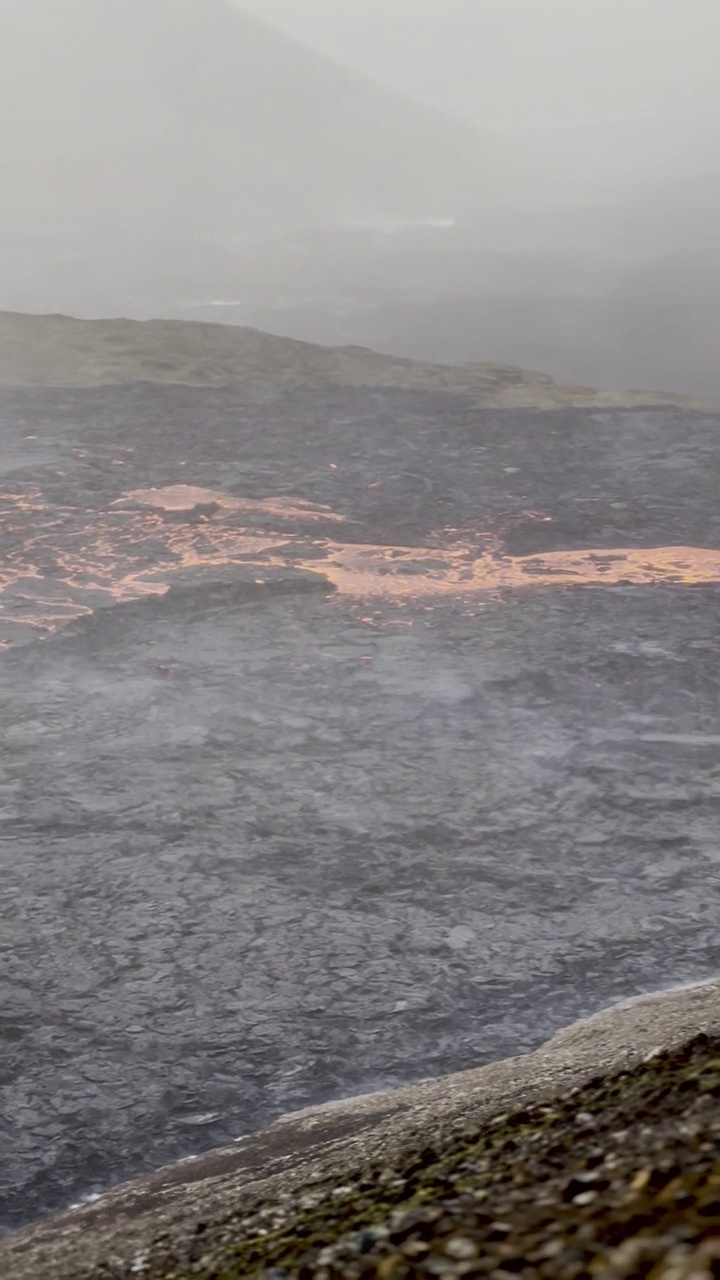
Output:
2,980,720,1278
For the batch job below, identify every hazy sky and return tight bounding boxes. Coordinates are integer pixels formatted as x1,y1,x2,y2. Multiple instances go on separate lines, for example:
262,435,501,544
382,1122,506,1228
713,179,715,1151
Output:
2,0,720,130
233,0,720,127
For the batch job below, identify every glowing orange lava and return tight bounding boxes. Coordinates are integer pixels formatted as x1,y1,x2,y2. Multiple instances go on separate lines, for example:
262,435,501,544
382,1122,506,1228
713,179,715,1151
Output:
304,543,720,598
2,480,719,646
122,485,344,522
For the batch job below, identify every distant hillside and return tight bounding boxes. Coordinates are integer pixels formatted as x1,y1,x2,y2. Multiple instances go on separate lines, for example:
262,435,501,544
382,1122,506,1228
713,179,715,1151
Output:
0,311,707,410
0,0,514,241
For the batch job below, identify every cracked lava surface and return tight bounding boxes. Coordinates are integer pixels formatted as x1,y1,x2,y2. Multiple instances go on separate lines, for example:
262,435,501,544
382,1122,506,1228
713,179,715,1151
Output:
1,381,719,1233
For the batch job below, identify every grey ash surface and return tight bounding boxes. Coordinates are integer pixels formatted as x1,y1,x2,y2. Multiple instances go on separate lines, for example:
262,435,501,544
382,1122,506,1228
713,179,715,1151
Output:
1,382,719,1233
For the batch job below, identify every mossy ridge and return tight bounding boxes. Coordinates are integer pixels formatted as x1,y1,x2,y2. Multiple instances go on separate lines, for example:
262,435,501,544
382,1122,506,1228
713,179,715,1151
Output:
0,311,712,410
166,1033,720,1277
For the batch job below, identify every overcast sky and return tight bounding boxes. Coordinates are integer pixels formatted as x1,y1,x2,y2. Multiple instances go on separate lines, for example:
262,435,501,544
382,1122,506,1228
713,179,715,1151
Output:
2,0,720,129
233,0,720,128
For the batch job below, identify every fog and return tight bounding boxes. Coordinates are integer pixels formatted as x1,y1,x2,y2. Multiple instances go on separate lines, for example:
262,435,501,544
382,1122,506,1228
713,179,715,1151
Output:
8,0,720,125
2,0,720,392
234,0,720,127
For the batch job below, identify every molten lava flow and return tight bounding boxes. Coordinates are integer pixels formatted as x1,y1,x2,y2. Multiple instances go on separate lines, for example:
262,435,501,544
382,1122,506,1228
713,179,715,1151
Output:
0,485,297,644
2,479,720,646
304,543,720,598
122,485,344,522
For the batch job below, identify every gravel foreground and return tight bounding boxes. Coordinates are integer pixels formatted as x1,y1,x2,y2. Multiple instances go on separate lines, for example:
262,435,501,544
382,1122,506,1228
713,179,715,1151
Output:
4,980,720,1280
223,1031,720,1280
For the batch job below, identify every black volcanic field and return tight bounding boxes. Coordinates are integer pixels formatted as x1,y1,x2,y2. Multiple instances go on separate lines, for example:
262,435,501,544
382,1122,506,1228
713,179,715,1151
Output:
1,369,720,1233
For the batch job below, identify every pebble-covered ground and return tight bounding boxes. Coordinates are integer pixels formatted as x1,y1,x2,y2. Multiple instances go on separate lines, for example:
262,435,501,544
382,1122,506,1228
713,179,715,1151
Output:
180,1034,720,1279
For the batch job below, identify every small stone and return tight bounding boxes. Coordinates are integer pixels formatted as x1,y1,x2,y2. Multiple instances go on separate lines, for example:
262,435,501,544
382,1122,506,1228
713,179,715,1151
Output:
536,1239,565,1259
444,1236,478,1260
606,1239,646,1268
423,1260,465,1277
630,1168,652,1192
403,1239,430,1257
563,1175,596,1203
572,1189,598,1206
486,1221,511,1241
355,1227,388,1253
643,1045,663,1062
575,1111,596,1126
390,1207,434,1237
